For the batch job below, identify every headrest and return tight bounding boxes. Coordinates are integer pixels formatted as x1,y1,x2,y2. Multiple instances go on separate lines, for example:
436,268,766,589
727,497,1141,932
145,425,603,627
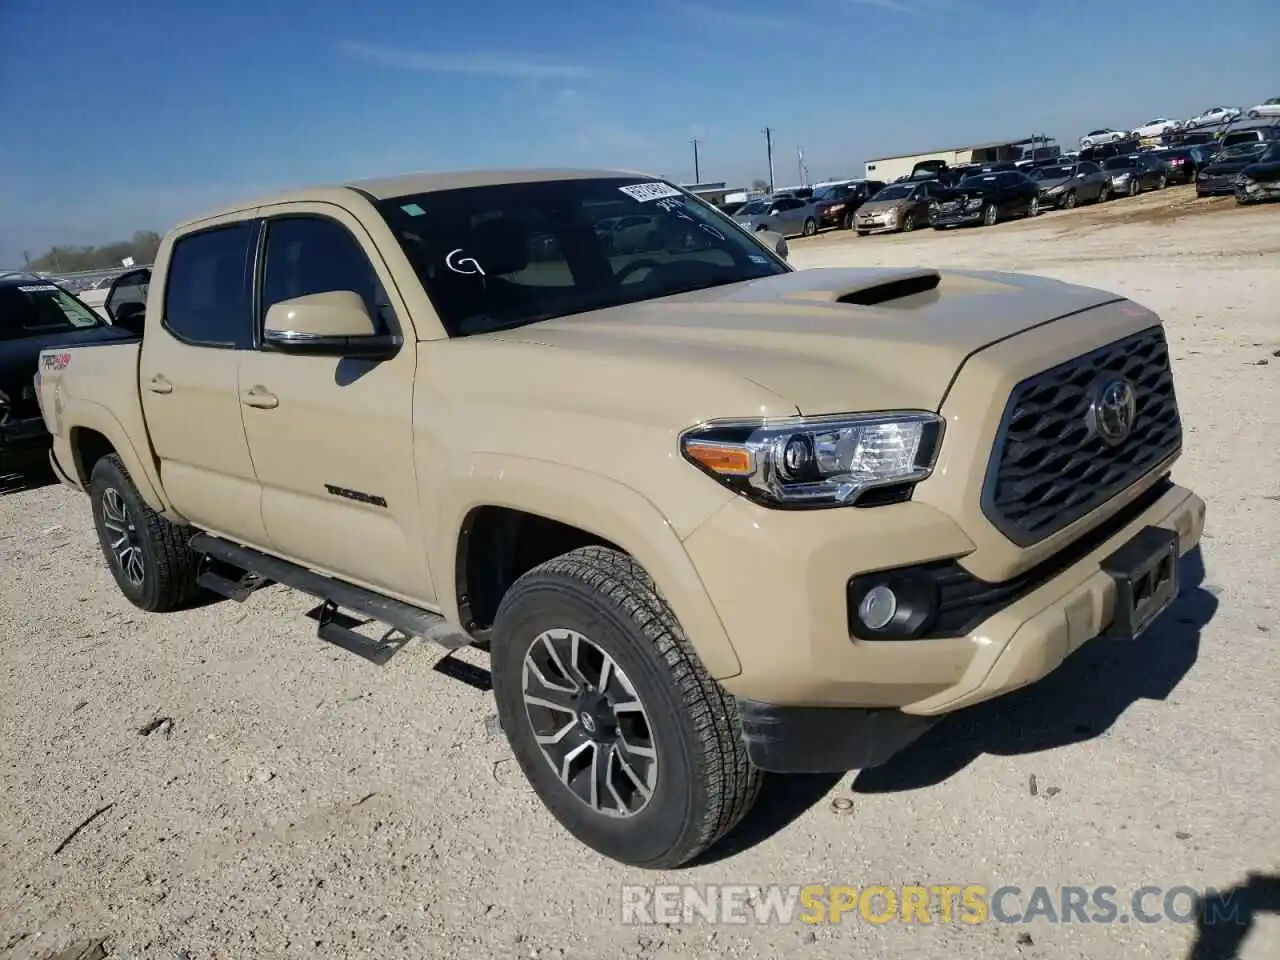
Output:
471,217,529,276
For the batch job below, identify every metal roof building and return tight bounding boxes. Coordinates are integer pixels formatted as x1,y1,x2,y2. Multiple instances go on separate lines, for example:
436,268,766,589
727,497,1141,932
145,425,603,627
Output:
864,137,1044,181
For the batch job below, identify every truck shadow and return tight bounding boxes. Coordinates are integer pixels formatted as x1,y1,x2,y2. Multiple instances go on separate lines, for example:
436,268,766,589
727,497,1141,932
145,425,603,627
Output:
1185,872,1280,960
852,546,1216,793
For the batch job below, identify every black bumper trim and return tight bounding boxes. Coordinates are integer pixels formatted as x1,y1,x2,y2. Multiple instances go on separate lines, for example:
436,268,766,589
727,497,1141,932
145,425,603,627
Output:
736,699,938,773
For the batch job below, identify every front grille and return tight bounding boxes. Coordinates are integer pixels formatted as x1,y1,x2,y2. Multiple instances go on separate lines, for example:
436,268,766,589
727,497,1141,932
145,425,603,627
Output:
982,326,1182,546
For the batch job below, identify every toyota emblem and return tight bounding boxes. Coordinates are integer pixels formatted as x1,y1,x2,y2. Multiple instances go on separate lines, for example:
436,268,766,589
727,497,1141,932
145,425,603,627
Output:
1089,377,1138,445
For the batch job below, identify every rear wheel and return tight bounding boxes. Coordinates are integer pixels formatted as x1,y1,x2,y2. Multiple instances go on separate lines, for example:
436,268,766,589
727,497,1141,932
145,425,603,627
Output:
856,230,869,237
89,454,202,612
1157,173,1167,190
490,546,762,869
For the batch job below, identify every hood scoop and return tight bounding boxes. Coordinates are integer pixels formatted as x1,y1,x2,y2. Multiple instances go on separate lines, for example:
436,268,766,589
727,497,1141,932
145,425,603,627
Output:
833,270,941,306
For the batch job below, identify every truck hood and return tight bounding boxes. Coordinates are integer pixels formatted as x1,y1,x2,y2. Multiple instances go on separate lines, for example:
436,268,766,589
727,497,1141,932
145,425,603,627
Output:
479,267,1126,415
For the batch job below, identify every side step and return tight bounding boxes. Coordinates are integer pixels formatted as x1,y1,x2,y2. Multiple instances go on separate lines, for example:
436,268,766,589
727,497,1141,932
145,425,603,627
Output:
189,534,472,663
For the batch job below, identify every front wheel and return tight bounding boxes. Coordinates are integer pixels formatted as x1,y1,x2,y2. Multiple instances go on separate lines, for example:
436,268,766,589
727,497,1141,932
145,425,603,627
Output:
802,218,817,237
1062,190,1077,209
982,202,999,226
490,546,762,869
841,211,854,230
1098,185,1111,203
901,211,916,232
1248,110,1259,119
89,454,202,612
1027,196,1040,217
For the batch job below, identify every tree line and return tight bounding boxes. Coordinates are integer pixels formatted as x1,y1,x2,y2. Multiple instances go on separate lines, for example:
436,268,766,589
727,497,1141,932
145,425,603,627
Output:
23,231,163,274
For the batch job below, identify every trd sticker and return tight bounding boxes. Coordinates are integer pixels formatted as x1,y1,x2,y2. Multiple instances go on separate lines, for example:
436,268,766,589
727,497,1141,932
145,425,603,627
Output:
41,352,72,371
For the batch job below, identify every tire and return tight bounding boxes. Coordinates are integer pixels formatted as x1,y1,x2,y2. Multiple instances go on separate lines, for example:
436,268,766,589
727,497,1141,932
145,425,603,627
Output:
1098,185,1111,203
841,211,854,230
982,202,998,226
1027,196,1040,217
1157,174,1167,190
1062,190,1077,209
1128,179,1139,197
1248,110,1259,119
901,211,916,232
490,546,762,869
856,230,869,237
802,218,817,237
89,454,202,612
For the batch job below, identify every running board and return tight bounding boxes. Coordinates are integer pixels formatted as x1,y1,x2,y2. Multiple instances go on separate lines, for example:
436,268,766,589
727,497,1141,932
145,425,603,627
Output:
189,534,472,662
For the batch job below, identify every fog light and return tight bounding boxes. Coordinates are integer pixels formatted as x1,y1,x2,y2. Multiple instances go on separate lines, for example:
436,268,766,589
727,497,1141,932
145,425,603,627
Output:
858,584,898,629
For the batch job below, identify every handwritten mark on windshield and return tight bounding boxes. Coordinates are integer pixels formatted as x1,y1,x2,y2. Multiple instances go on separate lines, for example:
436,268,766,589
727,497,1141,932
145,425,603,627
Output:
446,249,486,276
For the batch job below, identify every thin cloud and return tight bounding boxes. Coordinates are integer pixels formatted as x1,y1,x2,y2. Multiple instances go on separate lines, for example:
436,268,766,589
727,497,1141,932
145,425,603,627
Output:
673,2,803,31
846,0,924,13
336,40,595,80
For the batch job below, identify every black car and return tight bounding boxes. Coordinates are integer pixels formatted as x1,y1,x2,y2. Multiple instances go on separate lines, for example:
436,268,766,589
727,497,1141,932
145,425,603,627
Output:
1197,141,1271,196
929,170,1041,228
0,274,136,457
1150,145,1215,184
1078,138,1140,164
1030,160,1109,208
812,180,885,229
1236,142,1280,203
1100,153,1168,197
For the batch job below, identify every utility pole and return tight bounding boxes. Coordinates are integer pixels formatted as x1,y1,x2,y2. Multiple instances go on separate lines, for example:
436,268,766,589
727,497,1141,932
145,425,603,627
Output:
764,127,775,193
691,138,701,183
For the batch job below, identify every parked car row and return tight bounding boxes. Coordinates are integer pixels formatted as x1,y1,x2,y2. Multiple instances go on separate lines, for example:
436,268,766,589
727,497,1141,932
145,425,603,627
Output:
1079,97,1280,147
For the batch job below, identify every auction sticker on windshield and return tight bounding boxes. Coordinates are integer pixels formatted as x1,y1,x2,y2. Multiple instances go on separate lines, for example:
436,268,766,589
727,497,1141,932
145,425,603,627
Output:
619,182,683,202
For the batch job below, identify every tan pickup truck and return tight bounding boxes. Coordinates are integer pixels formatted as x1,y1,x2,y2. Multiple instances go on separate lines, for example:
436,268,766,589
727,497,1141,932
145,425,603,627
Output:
36,168,1205,868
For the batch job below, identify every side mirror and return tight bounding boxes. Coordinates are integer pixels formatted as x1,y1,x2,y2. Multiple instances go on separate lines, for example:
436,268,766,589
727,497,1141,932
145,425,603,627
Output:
262,291,400,360
756,229,788,260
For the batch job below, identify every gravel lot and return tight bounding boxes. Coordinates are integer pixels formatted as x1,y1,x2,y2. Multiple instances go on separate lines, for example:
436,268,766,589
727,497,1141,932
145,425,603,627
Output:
2,187,1277,960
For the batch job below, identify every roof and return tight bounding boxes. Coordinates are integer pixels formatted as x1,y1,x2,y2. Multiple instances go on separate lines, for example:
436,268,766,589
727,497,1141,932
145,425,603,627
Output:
177,167,654,230
866,137,1039,164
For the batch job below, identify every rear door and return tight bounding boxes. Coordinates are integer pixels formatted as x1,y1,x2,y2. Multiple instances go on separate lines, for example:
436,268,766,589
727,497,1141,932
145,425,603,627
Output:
138,218,270,546
236,205,432,602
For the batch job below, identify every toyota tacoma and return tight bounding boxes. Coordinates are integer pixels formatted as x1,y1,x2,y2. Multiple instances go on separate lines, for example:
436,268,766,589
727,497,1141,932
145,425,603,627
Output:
35,168,1205,869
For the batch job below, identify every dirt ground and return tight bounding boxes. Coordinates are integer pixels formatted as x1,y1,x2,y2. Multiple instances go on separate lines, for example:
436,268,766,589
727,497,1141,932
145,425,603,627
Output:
2,187,1278,960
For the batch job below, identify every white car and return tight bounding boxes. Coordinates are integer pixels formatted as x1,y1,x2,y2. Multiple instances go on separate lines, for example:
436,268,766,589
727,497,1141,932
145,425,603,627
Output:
1079,128,1130,149
1131,118,1181,139
1185,106,1241,128
1246,97,1280,119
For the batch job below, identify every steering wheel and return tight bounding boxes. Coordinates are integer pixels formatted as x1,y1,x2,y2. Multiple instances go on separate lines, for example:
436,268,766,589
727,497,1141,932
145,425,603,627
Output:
615,258,662,284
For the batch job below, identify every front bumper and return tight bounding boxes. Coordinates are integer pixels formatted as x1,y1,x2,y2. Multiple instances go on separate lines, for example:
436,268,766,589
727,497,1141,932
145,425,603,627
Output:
0,414,49,453
1197,175,1237,195
686,479,1205,719
931,208,983,227
1236,178,1280,201
855,215,900,233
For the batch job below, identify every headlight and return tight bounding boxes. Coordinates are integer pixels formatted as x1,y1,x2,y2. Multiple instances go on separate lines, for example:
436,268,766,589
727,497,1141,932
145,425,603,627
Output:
680,411,944,508
1113,172,1131,181
828,203,846,213
1046,183,1064,194
964,197,982,210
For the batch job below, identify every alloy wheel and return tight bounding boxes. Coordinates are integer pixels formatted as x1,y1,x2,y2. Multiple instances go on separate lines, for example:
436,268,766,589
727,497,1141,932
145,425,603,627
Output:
522,628,658,818
102,487,144,587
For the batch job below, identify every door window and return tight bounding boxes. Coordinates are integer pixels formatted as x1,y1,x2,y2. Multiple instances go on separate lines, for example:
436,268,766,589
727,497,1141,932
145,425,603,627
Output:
260,216,391,333
163,222,258,349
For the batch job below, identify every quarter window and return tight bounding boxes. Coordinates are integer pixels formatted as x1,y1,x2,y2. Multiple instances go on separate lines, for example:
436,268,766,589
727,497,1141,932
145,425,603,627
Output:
163,222,257,349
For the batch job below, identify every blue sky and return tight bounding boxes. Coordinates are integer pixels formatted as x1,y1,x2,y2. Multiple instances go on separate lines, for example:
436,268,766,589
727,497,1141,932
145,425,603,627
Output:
1,0,1275,264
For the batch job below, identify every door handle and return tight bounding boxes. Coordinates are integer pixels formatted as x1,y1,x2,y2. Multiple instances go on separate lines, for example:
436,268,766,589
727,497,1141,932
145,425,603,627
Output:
147,374,173,394
241,385,279,409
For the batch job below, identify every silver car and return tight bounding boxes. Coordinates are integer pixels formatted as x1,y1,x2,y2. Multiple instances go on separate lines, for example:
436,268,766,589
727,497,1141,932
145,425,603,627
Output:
732,195,823,238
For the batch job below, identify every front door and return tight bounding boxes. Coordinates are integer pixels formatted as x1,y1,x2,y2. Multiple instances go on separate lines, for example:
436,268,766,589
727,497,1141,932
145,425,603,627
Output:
137,218,270,546
236,205,432,603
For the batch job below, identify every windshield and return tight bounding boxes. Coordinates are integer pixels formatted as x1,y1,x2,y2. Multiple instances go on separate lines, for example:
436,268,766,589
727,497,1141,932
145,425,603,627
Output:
1259,144,1280,163
374,177,789,338
0,282,104,341
1102,156,1138,170
870,184,912,201
735,200,771,215
1222,142,1267,158
1032,165,1073,180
